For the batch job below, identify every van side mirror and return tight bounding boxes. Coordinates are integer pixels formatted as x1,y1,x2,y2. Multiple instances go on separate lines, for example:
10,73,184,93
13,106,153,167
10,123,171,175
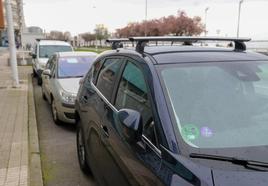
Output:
43,69,51,78
118,109,142,144
30,53,37,59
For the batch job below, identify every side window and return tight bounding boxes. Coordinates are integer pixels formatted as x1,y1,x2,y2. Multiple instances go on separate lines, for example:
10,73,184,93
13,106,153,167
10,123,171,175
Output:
45,58,51,69
46,55,55,70
115,61,158,146
96,58,123,101
34,45,38,55
50,58,56,77
92,60,102,84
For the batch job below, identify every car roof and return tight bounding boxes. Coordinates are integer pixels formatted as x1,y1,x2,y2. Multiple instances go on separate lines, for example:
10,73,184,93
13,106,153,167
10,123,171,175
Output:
38,40,71,46
117,45,268,64
57,51,98,57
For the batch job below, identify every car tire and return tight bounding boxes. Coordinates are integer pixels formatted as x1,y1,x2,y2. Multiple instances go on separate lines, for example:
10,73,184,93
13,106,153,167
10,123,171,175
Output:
41,85,47,101
37,77,42,86
77,120,91,174
33,68,37,77
51,98,61,125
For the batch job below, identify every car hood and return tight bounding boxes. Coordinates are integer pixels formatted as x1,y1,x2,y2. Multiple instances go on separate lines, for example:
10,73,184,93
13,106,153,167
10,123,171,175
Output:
169,153,268,186
212,169,268,186
38,58,49,64
57,78,81,94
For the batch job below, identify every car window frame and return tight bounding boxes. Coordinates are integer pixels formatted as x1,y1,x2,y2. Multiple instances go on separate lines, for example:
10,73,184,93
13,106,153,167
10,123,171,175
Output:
51,55,57,78
89,54,166,157
94,56,126,102
111,57,163,154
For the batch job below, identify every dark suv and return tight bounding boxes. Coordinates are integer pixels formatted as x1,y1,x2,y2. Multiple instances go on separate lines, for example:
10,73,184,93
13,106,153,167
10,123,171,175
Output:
75,37,268,186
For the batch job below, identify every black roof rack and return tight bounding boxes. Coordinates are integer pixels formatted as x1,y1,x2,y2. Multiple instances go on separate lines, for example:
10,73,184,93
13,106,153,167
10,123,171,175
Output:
106,38,130,50
36,38,68,42
129,36,251,54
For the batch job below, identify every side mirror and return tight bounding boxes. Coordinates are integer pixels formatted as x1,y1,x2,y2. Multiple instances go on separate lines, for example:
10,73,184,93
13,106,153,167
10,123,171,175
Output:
31,53,37,59
118,109,142,144
79,77,84,85
43,69,51,78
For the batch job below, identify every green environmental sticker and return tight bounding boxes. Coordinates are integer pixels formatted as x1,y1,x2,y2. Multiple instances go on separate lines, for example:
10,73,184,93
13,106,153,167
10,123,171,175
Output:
181,124,200,141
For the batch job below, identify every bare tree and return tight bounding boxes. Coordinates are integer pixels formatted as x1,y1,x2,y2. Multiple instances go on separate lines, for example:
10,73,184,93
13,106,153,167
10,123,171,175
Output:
94,24,109,46
81,32,96,46
47,30,72,41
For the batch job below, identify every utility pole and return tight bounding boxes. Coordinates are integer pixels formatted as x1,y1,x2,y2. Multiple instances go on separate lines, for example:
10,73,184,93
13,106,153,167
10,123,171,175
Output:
237,0,244,38
204,7,209,36
5,0,19,87
144,0,147,36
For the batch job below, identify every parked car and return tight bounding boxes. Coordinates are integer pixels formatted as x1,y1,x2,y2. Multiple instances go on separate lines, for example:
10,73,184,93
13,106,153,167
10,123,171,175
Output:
31,39,73,85
41,52,97,124
75,37,268,186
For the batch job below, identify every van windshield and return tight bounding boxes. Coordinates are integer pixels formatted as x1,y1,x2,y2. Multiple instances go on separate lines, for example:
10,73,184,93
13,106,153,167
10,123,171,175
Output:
39,45,72,58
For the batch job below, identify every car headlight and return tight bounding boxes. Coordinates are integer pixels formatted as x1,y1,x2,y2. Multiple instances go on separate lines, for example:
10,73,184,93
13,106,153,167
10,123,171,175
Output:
60,90,76,104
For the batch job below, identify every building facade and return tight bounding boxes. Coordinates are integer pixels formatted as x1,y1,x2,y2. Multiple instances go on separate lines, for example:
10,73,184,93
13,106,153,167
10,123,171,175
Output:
0,0,26,47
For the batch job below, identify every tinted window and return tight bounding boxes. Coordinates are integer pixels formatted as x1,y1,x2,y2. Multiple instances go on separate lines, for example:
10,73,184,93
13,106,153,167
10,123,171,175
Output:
39,45,72,58
115,62,157,144
92,60,102,84
96,58,123,101
57,56,95,78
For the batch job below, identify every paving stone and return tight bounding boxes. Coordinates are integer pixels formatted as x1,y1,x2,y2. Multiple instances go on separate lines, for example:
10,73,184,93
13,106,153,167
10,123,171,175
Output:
0,55,31,186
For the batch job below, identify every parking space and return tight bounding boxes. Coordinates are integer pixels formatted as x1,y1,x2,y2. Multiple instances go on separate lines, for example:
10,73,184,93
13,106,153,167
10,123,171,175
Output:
33,77,96,186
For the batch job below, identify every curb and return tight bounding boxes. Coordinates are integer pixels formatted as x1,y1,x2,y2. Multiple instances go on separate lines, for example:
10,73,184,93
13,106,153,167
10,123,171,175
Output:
28,74,44,186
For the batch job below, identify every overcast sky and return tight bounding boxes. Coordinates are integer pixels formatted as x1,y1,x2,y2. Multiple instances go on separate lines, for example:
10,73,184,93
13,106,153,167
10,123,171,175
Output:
23,0,268,39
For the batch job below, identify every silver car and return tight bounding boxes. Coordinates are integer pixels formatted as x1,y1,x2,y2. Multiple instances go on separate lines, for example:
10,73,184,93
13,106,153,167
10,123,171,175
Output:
41,52,97,124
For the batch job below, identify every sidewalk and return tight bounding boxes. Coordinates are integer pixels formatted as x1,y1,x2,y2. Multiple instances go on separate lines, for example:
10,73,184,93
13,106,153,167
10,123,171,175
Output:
0,49,42,186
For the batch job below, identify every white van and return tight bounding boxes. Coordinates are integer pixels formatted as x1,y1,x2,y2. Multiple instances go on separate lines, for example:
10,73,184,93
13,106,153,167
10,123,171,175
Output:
31,39,73,85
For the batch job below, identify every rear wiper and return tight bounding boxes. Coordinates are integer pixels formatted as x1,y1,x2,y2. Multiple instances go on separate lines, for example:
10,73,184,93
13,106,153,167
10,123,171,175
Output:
190,153,268,171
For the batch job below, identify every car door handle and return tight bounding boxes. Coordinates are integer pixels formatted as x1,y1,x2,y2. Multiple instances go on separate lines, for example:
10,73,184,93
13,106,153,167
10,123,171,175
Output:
101,125,109,138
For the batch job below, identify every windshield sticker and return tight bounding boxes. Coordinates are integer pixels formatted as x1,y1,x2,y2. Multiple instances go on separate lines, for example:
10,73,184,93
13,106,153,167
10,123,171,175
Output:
181,124,200,141
201,127,213,138
66,58,78,64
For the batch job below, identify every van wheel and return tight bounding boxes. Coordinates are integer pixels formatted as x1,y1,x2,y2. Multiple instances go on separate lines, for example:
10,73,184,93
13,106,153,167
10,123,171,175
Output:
33,68,37,77
41,85,46,101
77,120,91,174
37,77,42,86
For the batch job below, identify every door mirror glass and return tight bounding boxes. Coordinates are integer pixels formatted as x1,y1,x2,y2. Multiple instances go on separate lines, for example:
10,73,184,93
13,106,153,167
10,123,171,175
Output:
43,69,51,78
79,77,84,85
118,109,142,144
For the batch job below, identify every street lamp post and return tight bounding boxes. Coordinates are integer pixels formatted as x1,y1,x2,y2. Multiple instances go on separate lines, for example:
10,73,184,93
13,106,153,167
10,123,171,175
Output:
237,0,244,38
204,7,209,36
145,0,148,36
5,0,19,87
92,6,98,51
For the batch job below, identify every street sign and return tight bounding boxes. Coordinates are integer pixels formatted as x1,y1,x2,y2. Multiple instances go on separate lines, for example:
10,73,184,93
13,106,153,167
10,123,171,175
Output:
0,0,4,29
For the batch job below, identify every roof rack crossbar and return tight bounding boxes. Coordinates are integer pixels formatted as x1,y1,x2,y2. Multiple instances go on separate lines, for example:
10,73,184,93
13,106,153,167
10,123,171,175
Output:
36,38,68,42
129,36,251,53
106,38,130,50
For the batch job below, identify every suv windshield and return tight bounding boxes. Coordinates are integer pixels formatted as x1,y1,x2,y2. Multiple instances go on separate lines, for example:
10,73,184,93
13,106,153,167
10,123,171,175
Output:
39,45,72,58
160,61,268,149
58,56,95,78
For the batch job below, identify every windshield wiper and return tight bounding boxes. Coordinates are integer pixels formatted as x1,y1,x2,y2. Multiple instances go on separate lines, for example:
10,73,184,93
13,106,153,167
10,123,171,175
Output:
61,75,83,79
190,153,268,171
